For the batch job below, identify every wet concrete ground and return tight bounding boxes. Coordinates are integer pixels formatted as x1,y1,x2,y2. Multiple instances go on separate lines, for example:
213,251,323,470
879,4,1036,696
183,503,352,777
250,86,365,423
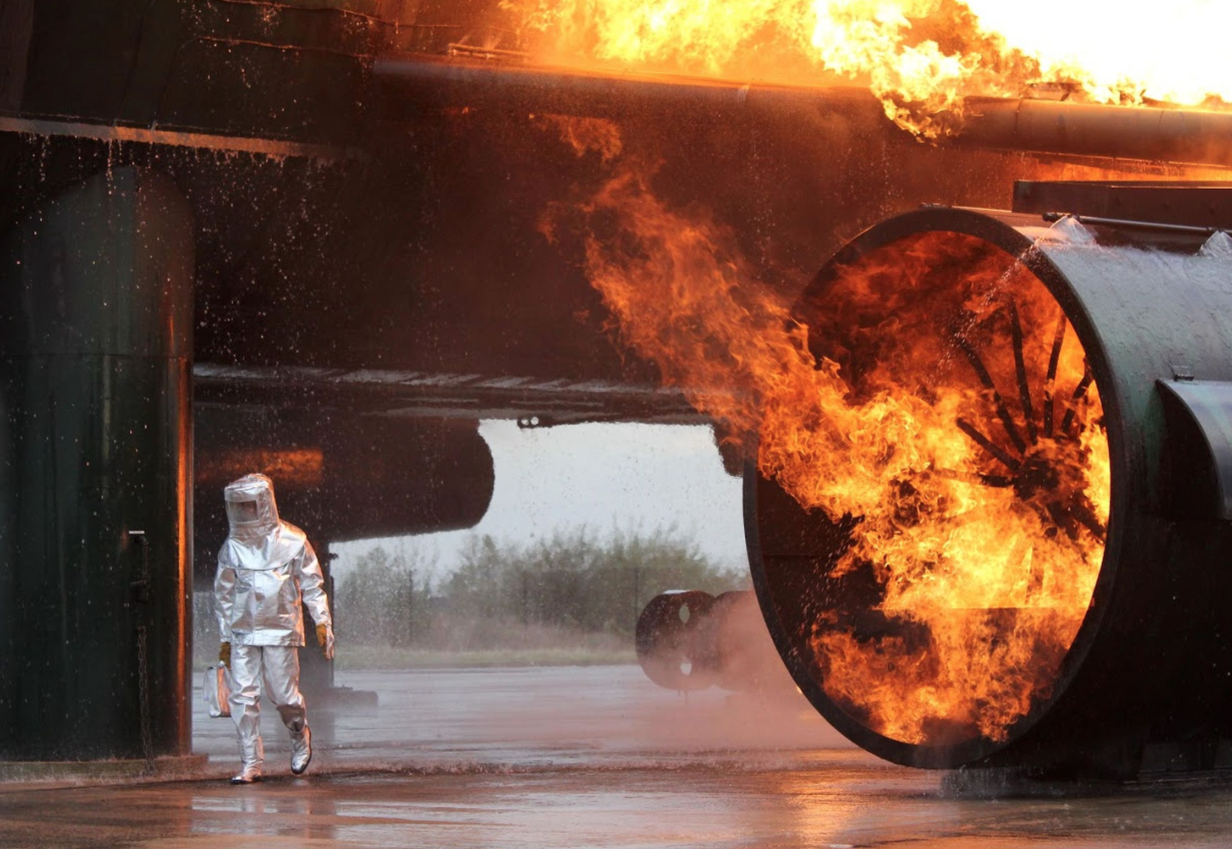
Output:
4,666,1232,847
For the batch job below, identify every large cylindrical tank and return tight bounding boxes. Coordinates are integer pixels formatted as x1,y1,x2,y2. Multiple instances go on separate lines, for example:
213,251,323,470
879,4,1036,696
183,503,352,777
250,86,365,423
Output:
192,408,495,585
747,206,1232,778
0,167,194,761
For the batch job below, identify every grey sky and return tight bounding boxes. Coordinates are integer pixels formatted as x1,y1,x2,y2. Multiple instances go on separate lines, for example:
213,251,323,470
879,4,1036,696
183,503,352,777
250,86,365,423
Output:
333,420,748,581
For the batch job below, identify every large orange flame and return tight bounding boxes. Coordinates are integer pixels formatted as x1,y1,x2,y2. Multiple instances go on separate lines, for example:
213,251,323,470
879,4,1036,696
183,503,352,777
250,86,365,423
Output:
798,231,1107,743
543,123,1108,744
502,0,1232,135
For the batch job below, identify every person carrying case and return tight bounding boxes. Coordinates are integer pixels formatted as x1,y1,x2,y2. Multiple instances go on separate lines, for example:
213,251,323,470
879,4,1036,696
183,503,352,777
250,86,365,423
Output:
203,665,232,718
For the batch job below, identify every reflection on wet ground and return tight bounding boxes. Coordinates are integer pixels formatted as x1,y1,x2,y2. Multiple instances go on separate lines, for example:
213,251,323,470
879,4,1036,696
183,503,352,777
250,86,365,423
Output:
193,665,846,774
3,667,1232,848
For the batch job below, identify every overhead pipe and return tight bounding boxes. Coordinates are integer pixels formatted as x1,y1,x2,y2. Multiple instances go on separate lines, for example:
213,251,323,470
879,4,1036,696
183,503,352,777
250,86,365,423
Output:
373,54,886,122
372,54,1232,169
958,97,1232,170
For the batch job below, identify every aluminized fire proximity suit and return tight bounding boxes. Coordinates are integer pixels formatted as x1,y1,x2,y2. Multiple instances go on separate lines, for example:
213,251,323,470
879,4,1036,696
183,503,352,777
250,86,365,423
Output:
214,474,335,784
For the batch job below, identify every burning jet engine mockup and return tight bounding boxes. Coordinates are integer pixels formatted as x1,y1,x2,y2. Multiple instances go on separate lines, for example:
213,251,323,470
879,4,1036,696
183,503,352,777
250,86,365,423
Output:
742,182,1232,780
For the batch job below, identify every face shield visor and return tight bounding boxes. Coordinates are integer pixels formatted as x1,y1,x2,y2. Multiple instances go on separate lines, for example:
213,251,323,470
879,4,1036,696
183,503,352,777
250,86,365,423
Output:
228,499,259,523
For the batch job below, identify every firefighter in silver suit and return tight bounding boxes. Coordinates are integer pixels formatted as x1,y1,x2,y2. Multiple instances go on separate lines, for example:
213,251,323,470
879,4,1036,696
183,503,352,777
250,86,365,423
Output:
214,473,335,784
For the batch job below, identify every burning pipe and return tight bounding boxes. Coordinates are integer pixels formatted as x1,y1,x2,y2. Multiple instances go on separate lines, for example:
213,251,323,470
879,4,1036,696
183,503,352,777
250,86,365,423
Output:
746,198,1232,779
374,55,1232,169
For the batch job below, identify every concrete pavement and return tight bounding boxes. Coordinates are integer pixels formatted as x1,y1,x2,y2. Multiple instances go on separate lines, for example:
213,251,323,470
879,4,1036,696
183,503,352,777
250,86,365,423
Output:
3,666,1232,848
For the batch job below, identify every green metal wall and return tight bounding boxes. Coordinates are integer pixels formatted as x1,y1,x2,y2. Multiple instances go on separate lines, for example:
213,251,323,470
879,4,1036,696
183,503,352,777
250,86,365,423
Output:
0,166,193,760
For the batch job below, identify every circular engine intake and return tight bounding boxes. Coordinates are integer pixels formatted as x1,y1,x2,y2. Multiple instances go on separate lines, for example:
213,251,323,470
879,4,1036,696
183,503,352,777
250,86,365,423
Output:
746,206,1232,777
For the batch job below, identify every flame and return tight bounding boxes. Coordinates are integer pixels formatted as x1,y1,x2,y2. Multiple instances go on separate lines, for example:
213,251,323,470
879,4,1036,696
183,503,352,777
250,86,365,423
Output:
962,1,1232,107
542,123,1108,745
799,231,1108,742
502,0,1232,135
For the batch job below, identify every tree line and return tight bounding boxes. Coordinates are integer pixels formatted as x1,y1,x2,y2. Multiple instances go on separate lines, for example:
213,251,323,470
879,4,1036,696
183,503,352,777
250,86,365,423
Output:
334,528,741,647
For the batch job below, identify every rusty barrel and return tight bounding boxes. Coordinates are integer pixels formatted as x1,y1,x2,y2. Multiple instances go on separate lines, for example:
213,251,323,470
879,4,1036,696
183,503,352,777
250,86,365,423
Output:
746,204,1232,778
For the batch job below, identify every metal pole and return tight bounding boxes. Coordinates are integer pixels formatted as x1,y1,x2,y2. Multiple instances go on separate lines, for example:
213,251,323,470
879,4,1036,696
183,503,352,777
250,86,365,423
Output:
632,566,641,634
407,567,414,646
522,570,529,627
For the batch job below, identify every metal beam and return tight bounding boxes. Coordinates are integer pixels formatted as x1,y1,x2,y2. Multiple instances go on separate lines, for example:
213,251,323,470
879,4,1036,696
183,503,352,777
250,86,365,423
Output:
0,114,357,160
193,362,713,425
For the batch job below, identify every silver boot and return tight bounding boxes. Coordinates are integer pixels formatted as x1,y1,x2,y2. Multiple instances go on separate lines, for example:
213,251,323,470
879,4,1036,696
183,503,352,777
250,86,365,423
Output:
230,764,262,785
232,714,264,784
290,726,312,775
